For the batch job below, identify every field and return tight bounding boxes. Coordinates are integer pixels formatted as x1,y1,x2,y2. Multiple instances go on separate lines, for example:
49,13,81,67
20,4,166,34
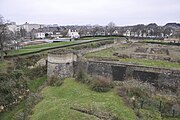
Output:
7,41,77,56
30,78,136,120
85,43,180,69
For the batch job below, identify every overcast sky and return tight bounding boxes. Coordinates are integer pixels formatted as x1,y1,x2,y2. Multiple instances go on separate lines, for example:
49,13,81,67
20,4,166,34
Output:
0,0,180,26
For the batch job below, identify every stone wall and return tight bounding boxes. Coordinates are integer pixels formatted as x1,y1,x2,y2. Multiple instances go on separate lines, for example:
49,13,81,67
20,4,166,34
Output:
47,52,77,79
76,60,180,91
87,61,113,79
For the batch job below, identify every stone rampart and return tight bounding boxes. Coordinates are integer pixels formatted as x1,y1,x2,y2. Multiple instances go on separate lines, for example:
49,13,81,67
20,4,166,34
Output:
78,60,180,91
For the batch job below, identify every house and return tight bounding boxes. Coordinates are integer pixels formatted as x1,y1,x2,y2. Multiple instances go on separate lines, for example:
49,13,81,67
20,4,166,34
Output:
112,30,119,35
67,29,80,39
21,22,44,32
35,32,46,39
51,31,63,39
123,30,131,36
7,22,44,35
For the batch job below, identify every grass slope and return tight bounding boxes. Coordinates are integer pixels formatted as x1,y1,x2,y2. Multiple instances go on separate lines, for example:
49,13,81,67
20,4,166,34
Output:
30,78,136,120
28,76,47,93
0,61,12,73
8,42,77,56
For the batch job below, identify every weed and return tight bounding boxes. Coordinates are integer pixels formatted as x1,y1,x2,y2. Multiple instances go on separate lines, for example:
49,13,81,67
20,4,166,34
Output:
91,76,114,92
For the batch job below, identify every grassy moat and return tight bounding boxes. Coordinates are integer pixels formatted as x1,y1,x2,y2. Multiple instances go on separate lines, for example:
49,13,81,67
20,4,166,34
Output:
0,39,179,120
30,78,136,120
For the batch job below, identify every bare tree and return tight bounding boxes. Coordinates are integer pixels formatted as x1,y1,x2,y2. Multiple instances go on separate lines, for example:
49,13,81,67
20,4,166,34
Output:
174,28,180,42
92,24,100,36
131,24,145,37
0,15,13,61
20,28,27,38
107,22,116,35
62,29,68,37
163,27,173,37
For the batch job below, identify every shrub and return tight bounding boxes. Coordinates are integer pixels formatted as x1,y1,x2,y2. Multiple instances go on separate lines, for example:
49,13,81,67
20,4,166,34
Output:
117,86,128,97
16,93,43,120
0,71,28,109
10,70,24,80
24,66,47,80
6,61,15,73
91,76,113,92
14,54,43,69
139,109,162,120
47,75,63,86
118,80,155,99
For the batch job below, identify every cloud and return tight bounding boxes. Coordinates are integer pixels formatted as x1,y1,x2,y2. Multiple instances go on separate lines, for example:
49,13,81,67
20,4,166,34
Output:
0,0,179,25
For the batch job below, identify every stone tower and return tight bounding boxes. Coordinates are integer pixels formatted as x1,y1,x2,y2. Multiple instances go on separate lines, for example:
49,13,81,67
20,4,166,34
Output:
47,50,77,80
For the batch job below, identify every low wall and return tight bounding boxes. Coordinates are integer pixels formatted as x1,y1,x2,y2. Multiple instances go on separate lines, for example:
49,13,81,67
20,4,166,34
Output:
75,60,180,91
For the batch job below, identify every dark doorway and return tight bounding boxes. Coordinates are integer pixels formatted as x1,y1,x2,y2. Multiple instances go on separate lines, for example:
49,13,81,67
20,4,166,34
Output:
112,66,126,81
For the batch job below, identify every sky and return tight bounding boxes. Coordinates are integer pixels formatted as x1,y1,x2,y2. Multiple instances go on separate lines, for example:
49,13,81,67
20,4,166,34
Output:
0,0,180,26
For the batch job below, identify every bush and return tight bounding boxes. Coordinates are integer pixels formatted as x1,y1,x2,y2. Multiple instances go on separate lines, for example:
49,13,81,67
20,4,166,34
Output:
117,80,155,99
14,54,43,69
47,75,63,86
117,86,128,97
16,93,43,120
24,66,47,80
0,71,28,110
91,76,113,92
139,109,162,120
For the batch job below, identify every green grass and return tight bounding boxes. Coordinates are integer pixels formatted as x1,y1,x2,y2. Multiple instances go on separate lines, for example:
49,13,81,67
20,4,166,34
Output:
163,118,180,120
7,41,77,56
79,36,120,40
86,47,118,58
23,42,76,49
79,37,105,40
30,78,136,120
119,58,180,69
0,60,13,73
28,76,47,93
0,61,9,69
85,48,180,69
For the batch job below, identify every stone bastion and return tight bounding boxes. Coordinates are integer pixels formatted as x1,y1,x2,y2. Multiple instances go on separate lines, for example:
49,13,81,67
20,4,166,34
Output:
47,50,77,79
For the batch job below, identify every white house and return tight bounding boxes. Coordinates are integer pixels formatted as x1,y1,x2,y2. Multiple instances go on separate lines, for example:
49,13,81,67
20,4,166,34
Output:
67,29,80,39
35,32,46,39
123,30,131,36
51,31,63,39
113,30,119,35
